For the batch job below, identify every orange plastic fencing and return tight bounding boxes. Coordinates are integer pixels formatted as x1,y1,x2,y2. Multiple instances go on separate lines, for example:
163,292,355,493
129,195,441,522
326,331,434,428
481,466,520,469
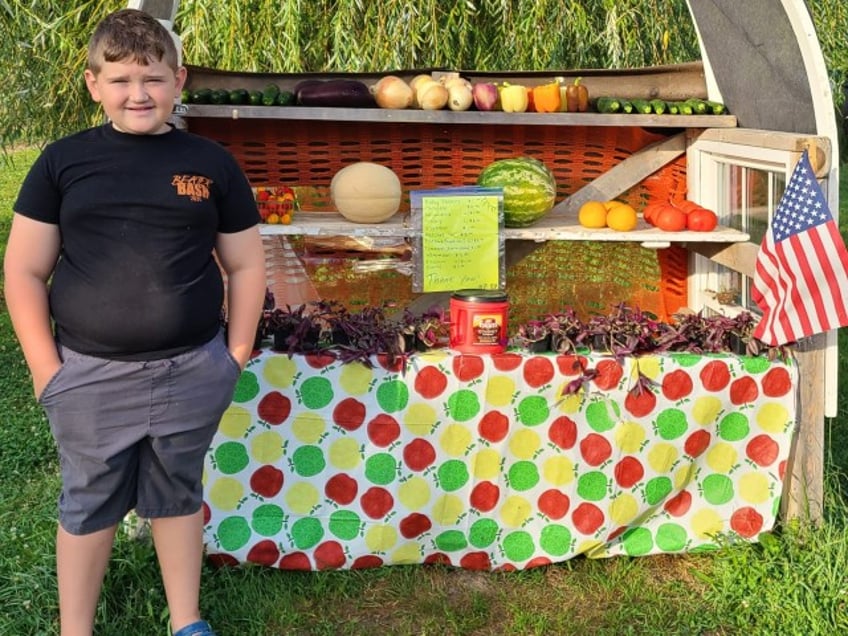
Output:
189,118,689,323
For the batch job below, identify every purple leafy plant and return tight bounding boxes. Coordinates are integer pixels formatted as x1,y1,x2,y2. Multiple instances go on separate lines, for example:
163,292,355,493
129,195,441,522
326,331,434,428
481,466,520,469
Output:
401,305,450,351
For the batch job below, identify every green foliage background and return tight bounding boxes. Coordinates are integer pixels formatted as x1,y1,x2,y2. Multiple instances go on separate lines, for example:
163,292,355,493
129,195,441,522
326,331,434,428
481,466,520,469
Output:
1,0,846,147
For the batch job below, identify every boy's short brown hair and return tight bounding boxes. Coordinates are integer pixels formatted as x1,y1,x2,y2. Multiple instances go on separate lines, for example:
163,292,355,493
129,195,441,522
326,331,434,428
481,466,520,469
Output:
87,8,179,73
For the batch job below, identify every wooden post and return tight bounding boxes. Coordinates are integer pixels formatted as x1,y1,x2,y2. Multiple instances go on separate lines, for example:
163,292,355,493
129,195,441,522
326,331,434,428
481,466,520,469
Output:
780,332,826,522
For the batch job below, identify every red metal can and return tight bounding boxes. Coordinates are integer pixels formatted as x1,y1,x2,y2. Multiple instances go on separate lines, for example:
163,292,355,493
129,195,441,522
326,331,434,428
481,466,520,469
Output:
449,289,509,354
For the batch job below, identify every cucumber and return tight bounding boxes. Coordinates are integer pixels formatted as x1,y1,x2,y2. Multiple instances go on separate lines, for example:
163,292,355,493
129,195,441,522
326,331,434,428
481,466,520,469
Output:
675,101,693,115
631,99,652,114
685,98,708,114
705,100,727,115
228,88,249,105
275,90,295,106
649,99,667,115
620,100,634,114
262,83,281,106
596,97,621,113
210,88,229,105
190,87,212,104
666,101,679,115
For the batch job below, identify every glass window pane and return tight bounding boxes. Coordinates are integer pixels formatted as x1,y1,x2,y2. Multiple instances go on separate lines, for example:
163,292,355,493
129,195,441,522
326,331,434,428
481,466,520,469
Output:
747,168,775,245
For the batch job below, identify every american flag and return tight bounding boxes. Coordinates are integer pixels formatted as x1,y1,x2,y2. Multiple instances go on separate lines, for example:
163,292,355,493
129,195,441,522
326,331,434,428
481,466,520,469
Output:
751,150,848,346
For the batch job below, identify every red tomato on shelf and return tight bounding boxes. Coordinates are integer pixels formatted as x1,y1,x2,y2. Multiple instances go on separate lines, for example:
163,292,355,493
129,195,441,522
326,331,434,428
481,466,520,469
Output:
653,205,687,232
686,207,719,231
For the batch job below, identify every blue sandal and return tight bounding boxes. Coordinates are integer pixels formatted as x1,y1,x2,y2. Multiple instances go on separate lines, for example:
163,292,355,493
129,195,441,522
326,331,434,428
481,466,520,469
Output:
172,620,217,636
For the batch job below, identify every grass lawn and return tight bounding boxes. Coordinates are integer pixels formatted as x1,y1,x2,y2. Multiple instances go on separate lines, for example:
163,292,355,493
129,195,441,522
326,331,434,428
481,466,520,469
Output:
1,149,847,635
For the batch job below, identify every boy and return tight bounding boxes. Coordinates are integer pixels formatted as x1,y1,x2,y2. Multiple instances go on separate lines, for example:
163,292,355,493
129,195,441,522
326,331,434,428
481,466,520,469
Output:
3,9,266,636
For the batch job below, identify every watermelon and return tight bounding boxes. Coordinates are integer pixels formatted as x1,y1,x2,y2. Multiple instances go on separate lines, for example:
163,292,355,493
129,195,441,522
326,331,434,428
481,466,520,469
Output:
476,156,557,227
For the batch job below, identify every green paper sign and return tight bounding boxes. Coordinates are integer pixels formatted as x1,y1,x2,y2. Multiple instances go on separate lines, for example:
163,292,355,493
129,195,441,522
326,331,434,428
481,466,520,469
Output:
411,188,504,292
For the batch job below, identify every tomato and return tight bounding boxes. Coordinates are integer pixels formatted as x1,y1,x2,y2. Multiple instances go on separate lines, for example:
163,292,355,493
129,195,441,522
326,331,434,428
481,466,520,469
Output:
642,203,661,225
686,207,718,232
653,205,687,231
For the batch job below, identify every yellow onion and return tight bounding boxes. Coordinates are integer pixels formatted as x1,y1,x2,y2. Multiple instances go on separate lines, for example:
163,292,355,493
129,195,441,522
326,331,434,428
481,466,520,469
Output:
418,82,449,110
372,75,414,109
410,74,435,107
447,84,473,111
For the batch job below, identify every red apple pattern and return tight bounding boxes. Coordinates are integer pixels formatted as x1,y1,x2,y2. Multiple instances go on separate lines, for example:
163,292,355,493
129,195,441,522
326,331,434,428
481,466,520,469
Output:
204,350,797,570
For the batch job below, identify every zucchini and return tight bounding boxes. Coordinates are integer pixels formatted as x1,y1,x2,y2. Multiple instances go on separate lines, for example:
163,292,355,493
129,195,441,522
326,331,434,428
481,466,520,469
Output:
649,99,666,115
620,100,634,114
248,90,263,106
666,101,679,115
595,96,621,113
631,99,652,114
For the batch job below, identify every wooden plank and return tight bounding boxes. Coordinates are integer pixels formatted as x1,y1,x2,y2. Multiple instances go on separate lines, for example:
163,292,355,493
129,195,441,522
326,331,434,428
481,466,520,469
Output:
258,214,749,244
781,333,826,522
686,241,759,277
548,132,687,216
696,129,831,174
180,105,736,129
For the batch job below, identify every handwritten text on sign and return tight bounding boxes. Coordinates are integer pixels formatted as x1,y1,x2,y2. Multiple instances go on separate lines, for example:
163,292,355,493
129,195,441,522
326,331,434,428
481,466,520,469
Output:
421,195,501,291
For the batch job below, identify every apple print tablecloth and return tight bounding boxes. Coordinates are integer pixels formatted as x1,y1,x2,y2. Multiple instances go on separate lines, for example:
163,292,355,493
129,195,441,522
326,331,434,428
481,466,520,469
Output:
203,348,797,571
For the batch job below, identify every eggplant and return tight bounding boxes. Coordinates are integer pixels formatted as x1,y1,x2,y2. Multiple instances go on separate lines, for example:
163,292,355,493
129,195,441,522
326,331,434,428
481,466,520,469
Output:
294,79,375,108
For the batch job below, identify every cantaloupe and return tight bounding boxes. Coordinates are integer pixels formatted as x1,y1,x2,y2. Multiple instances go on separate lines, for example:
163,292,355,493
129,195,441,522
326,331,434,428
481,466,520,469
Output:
330,162,402,223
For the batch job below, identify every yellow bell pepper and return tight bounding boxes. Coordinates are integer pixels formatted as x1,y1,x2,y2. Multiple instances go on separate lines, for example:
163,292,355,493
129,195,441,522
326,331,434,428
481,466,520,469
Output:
531,81,561,113
499,83,529,113
555,76,569,112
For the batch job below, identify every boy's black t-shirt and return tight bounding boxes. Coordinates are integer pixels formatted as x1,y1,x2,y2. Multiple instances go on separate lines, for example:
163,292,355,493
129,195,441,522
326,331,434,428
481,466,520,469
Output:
14,124,260,360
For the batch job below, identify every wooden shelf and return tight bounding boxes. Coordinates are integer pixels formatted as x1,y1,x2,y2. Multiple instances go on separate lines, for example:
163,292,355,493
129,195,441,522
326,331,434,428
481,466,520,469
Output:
177,104,737,129
182,95,744,249
258,211,749,248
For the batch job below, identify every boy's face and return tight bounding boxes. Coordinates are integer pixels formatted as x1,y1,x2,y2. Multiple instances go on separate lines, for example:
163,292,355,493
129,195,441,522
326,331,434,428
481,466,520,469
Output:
84,57,186,135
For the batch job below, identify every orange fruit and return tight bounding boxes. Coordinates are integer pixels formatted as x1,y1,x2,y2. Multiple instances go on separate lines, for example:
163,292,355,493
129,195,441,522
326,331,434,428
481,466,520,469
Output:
604,200,626,211
606,204,638,232
266,212,281,224
578,201,608,228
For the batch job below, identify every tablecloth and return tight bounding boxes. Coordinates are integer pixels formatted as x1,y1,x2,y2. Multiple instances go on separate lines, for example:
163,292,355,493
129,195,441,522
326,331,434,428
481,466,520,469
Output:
203,348,797,570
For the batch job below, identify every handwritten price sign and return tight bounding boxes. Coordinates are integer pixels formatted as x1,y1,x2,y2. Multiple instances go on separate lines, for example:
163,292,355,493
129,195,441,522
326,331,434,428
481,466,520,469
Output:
411,187,505,293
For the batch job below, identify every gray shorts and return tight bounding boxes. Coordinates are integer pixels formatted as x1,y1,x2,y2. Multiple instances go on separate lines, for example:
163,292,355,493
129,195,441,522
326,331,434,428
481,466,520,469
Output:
38,330,242,535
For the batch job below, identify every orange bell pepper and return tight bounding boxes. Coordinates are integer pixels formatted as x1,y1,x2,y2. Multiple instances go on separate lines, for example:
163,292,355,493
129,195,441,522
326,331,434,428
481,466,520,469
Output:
531,81,561,113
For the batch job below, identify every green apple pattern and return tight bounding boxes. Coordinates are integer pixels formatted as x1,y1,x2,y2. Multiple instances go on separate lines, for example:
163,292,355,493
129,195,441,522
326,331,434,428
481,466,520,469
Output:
203,349,796,570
